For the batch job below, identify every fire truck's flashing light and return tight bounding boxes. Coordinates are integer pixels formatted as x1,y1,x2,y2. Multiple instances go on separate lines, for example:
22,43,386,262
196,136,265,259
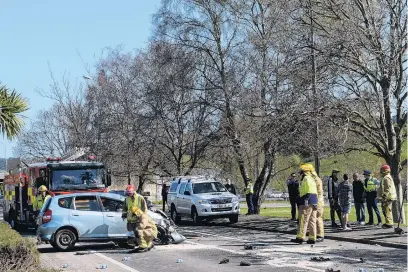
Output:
88,155,96,161
46,157,62,162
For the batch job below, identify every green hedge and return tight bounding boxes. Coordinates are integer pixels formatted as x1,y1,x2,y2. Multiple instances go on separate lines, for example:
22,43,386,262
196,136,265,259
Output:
0,222,40,272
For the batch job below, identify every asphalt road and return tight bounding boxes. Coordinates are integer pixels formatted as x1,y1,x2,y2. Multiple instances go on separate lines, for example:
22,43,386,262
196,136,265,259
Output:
1,207,406,272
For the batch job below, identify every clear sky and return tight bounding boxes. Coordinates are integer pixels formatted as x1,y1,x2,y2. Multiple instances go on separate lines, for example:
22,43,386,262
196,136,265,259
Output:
0,0,161,158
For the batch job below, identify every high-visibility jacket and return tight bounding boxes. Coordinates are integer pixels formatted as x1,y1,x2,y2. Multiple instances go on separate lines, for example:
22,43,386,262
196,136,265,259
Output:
364,177,378,192
312,173,324,207
33,195,51,211
379,174,397,201
245,182,254,195
298,174,318,205
123,194,146,223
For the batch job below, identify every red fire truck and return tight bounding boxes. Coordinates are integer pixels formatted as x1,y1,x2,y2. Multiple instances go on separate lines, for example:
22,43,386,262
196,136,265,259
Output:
2,156,112,229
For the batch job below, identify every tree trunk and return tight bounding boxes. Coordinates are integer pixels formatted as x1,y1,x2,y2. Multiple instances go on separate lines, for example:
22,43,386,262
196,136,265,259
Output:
388,156,405,224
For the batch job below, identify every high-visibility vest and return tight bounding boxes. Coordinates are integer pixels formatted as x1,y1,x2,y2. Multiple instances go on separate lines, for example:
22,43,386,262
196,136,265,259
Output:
364,177,377,192
33,195,51,211
299,174,317,197
245,182,254,194
125,195,146,223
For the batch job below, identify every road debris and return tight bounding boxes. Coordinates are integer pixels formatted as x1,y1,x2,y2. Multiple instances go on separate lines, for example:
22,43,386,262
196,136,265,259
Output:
244,243,269,250
176,259,184,263
61,264,69,268
325,269,340,272
240,261,251,266
122,257,131,261
96,264,108,269
219,258,229,264
75,250,96,255
310,257,330,262
359,257,365,263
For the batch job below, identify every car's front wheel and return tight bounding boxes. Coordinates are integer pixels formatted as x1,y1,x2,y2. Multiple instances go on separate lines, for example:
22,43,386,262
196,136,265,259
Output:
191,208,202,225
229,214,239,224
54,229,76,251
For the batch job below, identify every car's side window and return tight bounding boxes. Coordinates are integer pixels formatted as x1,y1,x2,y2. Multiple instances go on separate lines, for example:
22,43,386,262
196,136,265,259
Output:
100,197,123,212
57,197,73,209
185,183,192,195
179,183,186,195
74,196,100,212
169,182,178,192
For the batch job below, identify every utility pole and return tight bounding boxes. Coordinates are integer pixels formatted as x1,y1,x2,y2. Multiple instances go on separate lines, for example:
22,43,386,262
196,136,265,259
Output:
309,0,320,175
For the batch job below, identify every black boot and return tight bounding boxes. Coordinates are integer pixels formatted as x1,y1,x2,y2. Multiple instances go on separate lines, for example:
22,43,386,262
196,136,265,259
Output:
290,238,304,244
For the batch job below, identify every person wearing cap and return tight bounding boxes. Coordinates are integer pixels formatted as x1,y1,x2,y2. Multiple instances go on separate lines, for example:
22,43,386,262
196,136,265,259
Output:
287,173,300,221
363,170,382,226
310,170,324,242
122,185,150,253
291,163,318,244
245,178,254,215
378,165,397,228
352,173,366,225
328,169,343,228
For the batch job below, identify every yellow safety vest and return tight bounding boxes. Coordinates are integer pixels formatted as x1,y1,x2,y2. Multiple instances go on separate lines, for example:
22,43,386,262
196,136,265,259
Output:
125,195,146,223
364,177,377,192
381,174,397,201
245,182,254,194
33,195,51,211
299,174,317,197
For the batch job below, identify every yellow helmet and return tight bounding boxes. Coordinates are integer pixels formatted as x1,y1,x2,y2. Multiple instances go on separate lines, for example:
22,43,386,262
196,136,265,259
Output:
38,185,48,192
132,206,144,217
300,163,315,173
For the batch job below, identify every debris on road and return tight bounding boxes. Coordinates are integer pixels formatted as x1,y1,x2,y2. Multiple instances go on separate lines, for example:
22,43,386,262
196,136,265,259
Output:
310,257,330,262
244,243,269,250
240,261,251,266
61,264,69,269
325,269,340,272
75,250,96,255
122,257,131,261
244,245,253,250
97,264,108,269
219,258,229,264
176,258,184,263
359,257,365,263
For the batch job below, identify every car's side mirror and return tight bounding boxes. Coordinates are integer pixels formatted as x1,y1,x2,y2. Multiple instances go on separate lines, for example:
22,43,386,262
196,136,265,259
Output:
106,169,112,187
184,191,191,196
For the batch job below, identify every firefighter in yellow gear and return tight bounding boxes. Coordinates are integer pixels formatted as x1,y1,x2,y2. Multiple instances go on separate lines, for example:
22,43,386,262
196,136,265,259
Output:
122,186,157,252
310,170,324,242
378,165,397,228
291,163,318,244
33,185,51,212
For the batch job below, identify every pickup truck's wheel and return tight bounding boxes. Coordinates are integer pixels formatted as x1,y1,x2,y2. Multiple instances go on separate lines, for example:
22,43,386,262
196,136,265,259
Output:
191,208,202,225
229,214,239,224
170,205,181,225
54,229,76,251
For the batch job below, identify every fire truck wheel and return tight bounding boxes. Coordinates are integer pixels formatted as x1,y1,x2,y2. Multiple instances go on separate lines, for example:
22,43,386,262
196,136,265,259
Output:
54,229,76,251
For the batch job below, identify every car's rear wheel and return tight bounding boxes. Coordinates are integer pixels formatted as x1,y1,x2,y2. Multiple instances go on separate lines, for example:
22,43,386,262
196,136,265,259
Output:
54,229,76,251
191,208,202,225
170,205,181,225
229,214,239,224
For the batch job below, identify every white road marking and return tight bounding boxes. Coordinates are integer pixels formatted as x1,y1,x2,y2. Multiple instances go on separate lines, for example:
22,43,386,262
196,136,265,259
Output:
94,253,141,272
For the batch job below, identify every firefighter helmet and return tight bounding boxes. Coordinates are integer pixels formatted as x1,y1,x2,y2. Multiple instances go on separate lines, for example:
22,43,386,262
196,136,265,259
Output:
380,164,391,174
126,185,135,196
300,163,315,173
38,185,48,192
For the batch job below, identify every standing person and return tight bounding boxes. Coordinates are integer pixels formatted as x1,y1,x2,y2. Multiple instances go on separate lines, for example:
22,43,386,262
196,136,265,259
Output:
225,179,237,195
328,169,343,228
33,185,51,212
378,165,397,229
161,183,169,212
291,164,318,244
122,185,151,253
338,174,353,230
287,173,300,221
352,173,366,225
245,178,254,215
363,170,382,226
310,170,324,242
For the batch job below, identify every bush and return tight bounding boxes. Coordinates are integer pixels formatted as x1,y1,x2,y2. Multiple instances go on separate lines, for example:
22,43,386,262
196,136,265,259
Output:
0,222,40,272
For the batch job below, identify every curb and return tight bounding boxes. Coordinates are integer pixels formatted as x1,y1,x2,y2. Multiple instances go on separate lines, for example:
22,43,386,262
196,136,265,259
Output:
221,222,407,250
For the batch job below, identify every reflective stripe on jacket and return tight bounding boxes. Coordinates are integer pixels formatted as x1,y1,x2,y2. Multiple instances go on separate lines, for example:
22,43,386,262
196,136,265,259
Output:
380,174,397,201
245,182,254,195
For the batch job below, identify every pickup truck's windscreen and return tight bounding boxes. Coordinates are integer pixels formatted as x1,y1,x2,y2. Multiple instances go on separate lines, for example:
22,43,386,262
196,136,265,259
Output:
193,182,227,194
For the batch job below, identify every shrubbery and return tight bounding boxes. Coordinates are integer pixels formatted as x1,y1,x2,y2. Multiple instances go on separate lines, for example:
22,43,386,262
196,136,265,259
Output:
0,222,40,272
